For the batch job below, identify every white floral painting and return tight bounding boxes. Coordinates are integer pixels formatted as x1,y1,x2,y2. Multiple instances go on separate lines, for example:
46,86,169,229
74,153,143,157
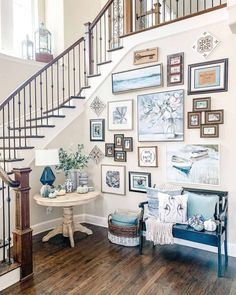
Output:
138,90,184,142
108,100,133,130
166,144,220,185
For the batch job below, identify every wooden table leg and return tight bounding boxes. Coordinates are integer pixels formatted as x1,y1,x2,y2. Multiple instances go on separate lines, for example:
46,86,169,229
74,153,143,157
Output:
74,223,93,235
42,225,63,242
62,207,75,248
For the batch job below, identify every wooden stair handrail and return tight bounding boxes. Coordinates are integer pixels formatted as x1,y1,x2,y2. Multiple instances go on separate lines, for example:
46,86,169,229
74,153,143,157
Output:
0,166,20,188
90,0,114,30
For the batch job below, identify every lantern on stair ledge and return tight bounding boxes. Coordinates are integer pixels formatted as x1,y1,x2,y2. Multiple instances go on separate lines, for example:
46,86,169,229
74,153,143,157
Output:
34,22,53,63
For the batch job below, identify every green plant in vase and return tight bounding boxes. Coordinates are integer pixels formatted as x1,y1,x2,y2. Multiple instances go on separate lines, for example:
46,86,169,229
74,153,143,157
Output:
56,144,90,191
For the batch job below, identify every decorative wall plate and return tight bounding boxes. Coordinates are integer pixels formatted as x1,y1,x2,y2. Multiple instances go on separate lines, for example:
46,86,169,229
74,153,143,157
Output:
89,145,104,165
192,32,220,59
90,96,106,117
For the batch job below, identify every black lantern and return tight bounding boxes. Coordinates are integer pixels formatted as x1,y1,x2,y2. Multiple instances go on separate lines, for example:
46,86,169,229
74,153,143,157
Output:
34,22,53,63
22,35,34,60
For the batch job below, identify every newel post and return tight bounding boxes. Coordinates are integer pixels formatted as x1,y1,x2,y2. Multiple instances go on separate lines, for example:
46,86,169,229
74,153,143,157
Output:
12,167,33,281
84,22,94,76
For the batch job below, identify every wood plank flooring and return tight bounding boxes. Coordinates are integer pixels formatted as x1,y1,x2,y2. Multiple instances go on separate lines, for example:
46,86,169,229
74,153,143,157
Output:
2,224,236,295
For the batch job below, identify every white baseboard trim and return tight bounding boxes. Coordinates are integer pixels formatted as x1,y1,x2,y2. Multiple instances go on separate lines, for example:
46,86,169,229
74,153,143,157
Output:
0,268,20,292
31,214,236,257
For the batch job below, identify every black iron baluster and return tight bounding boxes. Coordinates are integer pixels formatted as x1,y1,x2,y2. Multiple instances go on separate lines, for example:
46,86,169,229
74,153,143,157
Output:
73,48,76,96
99,19,102,64
67,53,71,103
96,25,99,74
23,87,27,147
190,0,192,14
108,6,112,49
57,61,60,113
7,103,11,159
51,66,54,112
45,70,49,125
40,74,43,125
18,92,21,148
83,39,87,86
13,97,16,159
62,57,65,102
183,0,185,16
170,0,172,20
91,28,95,75
151,0,154,27
176,0,179,19
34,78,38,136
2,180,5,261
197,0,199,12
163,0,166,22
78,45,82,91
29,83,32,137
112,1,115,48
7,186,11,264
104,13,107,62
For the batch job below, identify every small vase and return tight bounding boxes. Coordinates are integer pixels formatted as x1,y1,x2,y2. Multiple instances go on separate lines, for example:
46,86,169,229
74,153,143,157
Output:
65,170,78,192
79,172,88,187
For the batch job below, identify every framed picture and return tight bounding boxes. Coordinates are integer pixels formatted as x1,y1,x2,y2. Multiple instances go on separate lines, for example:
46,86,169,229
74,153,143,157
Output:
114,134,124,148
101,165,126,195
114,151,126,162
112,64,163,94
137,90,184,142
108,100,133,130
200,124,219,138
205,110,224,124
187,112,201,129
90,119,105,141
105,144,115,157
123,137,133,152
129,172,151,193
133,47,158,65
138,146,158,167
166,144,220,185
193,97,211,111
167,52,184,87
188,59,228,95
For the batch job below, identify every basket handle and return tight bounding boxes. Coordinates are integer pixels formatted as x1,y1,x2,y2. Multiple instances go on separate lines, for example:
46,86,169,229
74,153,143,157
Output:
108,213,112,223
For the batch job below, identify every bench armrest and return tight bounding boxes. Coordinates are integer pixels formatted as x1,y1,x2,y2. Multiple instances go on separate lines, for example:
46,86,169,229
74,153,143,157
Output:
139,201,148,209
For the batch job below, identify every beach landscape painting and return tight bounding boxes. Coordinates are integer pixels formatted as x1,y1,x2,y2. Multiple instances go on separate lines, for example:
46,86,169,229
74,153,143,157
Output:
166,144,220,185
138,90,184,142
112,64,163,94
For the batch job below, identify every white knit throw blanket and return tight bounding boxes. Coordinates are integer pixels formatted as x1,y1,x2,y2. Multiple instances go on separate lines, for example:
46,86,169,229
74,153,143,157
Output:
145,218,174,245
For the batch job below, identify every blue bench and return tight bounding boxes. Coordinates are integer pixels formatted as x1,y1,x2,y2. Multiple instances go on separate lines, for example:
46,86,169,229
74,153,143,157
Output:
138,187,228,277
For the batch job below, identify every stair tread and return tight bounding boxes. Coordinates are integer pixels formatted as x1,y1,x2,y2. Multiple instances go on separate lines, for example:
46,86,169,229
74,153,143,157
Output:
0,135,45,139
97,60,112,66
26,115,65,122
43,105,76,114
0,146,34,150
107,46,123,52
70,96,86,99
0,158,24,163
9,125,55,130
0,261,20,277
87,73,101,78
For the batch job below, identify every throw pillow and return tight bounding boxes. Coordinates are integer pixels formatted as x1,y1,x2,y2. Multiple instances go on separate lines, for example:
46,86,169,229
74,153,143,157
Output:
158,192,188,223
185,191,219,220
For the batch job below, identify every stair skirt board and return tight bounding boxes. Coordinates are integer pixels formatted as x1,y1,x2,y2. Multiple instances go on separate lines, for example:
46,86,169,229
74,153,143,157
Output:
0,266,20,292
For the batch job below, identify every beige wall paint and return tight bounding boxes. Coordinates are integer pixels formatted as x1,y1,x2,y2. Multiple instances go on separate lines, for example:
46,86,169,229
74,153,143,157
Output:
47,20,236,246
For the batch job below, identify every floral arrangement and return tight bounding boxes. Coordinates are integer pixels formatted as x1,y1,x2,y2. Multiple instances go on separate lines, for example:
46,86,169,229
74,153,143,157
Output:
56,144,90,175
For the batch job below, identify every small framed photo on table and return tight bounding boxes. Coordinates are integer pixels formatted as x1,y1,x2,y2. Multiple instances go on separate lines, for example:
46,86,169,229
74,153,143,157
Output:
187,112,201,129
90,119,105,141
138,146,158,167
188,59,228,95
129,171,151,193
200,124,219,138
193,97,211,112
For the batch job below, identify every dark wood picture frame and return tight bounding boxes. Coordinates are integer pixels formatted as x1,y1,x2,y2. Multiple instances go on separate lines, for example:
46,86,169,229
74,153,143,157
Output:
114,134,124,148
167,52,184,87
105,143,115,157
187,112,201,129
114,151,127,162
128,171,151,193
200,124,219,138
205,110,224,125
193,97,211,112
90,119,105,141
188,59,228,95
123,137,133,152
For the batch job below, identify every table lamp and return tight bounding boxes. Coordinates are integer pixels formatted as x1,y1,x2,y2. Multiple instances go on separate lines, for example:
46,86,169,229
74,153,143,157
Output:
35,149,59,186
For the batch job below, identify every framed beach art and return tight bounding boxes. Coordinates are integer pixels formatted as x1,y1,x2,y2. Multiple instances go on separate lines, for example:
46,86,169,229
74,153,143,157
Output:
101,165,126,195
129,172,151,193
112,64,163,94
108,100,133,130
188,59,228,95
166,144,220,185
137,90,184,142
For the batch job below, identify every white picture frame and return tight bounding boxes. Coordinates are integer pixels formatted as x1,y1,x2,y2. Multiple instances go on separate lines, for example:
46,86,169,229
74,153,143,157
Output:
101,165,126,195
108,100,133,131
138,146,158,167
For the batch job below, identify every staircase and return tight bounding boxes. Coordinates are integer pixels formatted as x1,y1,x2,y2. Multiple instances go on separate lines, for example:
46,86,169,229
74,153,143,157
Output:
0,0,227,291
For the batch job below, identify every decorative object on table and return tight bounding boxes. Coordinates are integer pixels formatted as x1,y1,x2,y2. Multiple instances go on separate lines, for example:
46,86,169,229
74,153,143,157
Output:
137,90,184,142
167,52,184,87
22,35,34,60
204,219,217,232
112,64,163,94
129,171,151,193
101,165,126,195
133,47,158,65
114,134,124,148
123,137,133,152
78,172,89,186
187,112,201,129
34,22,53,63
40,184,51,198
114,151,126,162
193,97,211,112
108,100,133,130
167,144,220,185
48,189,58,199
90,96,106,116
105,143,115,157
192,32,220,59
65,178,74,193
89,145,104,165
188,214,205,231
205,110,224,125
77,186,89,194
188,59,228,95
56,144,90,191
90,119,105,141
35,149,59,186
138,146,158,167
57,185,66,196
200,124,219,138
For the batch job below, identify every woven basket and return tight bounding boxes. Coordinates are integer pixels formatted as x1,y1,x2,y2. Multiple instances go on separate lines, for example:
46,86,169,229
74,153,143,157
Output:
108,214,139,238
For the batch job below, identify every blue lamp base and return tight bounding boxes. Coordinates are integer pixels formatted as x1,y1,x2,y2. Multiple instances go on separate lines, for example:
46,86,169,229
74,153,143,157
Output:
40,166,56,186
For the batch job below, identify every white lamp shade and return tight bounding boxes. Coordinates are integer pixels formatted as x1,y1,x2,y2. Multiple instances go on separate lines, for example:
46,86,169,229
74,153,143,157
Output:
35,149,59,166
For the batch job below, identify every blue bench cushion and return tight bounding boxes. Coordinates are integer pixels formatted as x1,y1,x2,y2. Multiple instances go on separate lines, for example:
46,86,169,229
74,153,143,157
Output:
185,191,219,220
111,213,138,227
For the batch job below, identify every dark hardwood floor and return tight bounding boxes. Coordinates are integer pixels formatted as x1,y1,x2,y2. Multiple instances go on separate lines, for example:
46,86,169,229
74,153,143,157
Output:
2,224,236,295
